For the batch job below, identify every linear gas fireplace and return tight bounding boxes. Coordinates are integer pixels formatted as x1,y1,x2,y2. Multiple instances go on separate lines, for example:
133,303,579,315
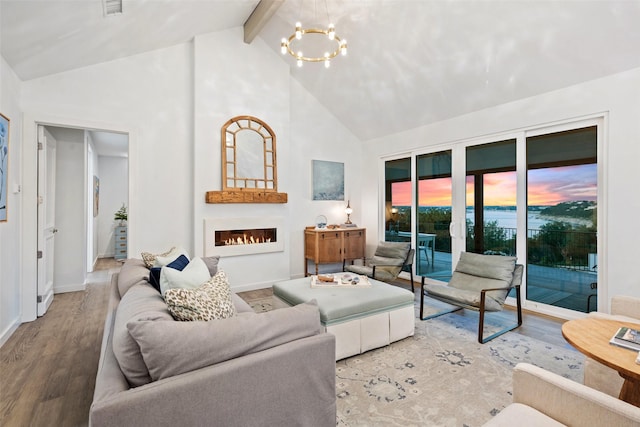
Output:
215,228,277,246
204,217,284,257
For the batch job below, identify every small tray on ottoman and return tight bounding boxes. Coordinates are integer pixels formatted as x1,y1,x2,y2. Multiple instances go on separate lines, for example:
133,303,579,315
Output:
311,273,371,288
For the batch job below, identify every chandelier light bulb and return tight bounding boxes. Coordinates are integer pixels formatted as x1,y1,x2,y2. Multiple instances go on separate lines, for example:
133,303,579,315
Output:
328,24,335,40
295,22,302,40
280,38,288,54
340,40,348,56
297,53,303,67
324,52,330,68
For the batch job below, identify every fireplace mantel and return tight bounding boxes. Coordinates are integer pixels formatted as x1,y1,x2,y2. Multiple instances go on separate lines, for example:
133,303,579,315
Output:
205,190,288,204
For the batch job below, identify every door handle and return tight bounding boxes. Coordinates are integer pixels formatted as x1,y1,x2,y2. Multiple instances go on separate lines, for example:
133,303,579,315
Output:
52,228,58,234
449,222,456,238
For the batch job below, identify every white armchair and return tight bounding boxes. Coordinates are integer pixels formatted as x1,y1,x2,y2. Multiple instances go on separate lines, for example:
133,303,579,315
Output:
586,295,640,397
484,363,640,426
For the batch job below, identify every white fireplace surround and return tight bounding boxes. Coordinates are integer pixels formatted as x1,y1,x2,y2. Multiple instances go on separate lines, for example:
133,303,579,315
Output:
204,217,285,257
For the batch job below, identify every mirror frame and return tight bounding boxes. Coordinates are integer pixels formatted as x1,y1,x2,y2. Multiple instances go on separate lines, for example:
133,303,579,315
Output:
221,115,278,192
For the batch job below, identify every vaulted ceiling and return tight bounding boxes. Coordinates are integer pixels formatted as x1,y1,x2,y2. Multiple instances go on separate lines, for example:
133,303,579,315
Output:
3,0,640,141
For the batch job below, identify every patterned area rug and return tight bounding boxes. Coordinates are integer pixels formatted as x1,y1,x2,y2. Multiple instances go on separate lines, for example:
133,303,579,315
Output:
247,298,584,426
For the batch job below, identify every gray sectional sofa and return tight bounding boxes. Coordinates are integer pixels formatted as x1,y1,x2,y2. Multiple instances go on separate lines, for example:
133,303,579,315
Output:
90,259,336,427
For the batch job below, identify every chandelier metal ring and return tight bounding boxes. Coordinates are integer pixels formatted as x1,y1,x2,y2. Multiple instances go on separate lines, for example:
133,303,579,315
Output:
285,28,343,62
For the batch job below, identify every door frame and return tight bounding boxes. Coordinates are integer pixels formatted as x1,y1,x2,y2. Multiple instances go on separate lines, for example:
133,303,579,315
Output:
21,113,135,322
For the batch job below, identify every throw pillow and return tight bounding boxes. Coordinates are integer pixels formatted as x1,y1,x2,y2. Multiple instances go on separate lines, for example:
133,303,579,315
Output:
163,270,236,321
148,254,190,293
159,257,210,296
127,300,322,382
153,246,189,268
141,247,175,268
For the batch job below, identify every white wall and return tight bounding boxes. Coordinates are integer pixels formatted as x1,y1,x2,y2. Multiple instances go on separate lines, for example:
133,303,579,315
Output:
97,155,128,258
18,27,363,295
288,78,363,277
362,66,640,313
52,129,86,292
0,55,23,345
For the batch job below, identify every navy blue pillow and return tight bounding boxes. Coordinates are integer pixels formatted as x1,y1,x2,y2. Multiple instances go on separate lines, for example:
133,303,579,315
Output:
166,254,190,271
148,255,190,292
148,267,162,292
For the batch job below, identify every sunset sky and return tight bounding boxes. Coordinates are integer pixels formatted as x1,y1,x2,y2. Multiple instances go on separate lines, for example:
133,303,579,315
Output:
392,164,597,207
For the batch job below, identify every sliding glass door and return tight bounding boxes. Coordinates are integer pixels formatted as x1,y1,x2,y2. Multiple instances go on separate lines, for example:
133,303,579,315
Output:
382,119,600,316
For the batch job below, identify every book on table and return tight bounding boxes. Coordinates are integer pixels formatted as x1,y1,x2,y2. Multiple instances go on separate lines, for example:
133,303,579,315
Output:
610,326,640,351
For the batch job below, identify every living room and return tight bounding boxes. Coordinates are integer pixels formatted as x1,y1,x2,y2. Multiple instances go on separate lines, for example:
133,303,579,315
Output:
2,0,640,425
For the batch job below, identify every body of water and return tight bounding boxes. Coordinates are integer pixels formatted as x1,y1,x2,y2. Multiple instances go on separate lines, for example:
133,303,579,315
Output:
467,209,590,230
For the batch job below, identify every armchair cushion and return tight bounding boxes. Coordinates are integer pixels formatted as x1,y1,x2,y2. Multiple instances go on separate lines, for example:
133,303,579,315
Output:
423,283,505,311
449,252,516,305
370,241,411,277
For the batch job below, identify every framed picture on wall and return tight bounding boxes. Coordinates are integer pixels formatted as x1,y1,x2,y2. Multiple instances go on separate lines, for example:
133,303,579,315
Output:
0,113,10,222
312,160,344,201
93,175,100,217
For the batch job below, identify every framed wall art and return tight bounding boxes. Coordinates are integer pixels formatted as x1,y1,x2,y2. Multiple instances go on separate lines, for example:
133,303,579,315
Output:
0,113,10,222
312,160,344,201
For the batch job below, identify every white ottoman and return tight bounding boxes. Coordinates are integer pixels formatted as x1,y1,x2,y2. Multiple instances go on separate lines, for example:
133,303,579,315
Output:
273,276,415,360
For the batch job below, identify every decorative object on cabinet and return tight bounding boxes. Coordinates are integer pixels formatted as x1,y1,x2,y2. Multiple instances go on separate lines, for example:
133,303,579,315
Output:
0,112,10,222
206,115,288,204
114,225,127,260
315,214,327,229
312,160,344,200
114,203,127,226
304,226,365,276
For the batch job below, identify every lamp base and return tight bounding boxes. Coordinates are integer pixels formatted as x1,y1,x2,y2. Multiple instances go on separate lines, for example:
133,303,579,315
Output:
341,223,358,228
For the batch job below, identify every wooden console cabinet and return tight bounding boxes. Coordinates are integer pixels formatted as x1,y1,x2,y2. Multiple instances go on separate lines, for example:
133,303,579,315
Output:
304,227,366,276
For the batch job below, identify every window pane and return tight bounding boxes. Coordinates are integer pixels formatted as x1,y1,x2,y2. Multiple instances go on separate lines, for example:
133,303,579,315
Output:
417,151,452,279
385,158,411,240
526,126,597,313
465,139,517,256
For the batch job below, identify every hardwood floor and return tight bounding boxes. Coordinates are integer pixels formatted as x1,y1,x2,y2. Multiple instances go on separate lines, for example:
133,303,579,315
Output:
1,268,573,427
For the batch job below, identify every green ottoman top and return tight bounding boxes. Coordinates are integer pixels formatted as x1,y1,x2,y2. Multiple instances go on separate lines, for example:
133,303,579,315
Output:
273,277,415,326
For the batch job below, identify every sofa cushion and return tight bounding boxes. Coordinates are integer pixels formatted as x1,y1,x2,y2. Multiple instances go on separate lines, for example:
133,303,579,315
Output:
141,247,175,268
112,283,174,387
127,301,322,382
117,258,152,297
483,403,565,427
159,257,210,296
163,270,236,321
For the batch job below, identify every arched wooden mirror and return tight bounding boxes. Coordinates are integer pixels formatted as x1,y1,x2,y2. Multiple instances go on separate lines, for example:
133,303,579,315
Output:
222,115,277,192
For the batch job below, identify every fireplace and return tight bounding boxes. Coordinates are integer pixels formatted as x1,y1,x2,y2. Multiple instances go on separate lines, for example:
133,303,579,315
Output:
204,217,284,257
215,227,277,246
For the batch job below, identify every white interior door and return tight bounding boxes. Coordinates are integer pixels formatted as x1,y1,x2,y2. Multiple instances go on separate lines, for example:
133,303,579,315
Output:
37,125,56,316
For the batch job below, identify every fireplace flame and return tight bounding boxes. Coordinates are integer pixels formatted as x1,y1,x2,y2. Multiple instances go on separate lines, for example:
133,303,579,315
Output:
224,233,272,246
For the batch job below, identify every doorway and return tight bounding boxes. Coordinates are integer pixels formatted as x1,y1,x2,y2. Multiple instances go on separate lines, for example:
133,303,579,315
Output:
21,115,130,321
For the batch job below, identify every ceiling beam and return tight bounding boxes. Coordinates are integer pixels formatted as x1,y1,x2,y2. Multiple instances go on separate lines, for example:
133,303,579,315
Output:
244,0,284,44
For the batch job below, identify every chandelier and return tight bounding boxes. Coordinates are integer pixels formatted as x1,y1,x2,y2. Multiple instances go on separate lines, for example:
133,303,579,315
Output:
280,11,347,68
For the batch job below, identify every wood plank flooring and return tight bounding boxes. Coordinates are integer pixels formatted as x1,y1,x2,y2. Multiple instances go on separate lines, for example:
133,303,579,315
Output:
1,265,572,427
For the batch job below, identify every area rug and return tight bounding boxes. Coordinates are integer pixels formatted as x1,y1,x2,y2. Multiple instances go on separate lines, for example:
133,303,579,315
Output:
247,298,584,426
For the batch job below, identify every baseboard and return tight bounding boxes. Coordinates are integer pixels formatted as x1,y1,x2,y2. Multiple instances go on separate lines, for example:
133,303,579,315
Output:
0,317,21,348
54,283,86,294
